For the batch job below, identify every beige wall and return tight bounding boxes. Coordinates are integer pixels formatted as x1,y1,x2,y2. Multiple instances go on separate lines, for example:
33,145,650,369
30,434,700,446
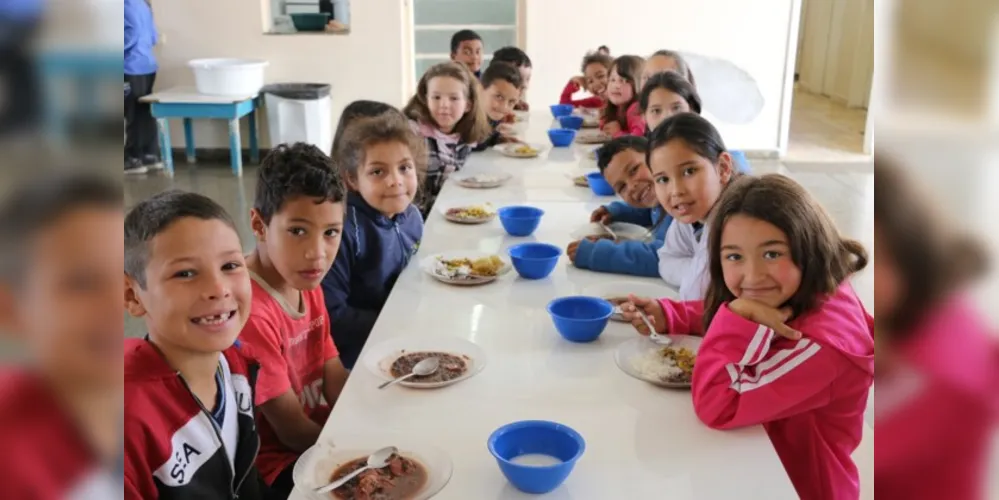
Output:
151,0,408,149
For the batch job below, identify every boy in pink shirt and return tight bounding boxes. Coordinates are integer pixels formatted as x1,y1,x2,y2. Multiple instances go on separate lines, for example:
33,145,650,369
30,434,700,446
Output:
238,143,350,499
624,174,875,499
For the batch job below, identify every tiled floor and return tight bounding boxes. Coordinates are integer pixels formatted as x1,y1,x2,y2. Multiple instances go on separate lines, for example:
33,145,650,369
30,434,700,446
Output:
786,87,871,163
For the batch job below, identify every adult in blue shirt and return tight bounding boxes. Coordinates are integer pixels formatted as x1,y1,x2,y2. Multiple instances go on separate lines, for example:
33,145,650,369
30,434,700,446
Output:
124,0,161,174
0,0,43,136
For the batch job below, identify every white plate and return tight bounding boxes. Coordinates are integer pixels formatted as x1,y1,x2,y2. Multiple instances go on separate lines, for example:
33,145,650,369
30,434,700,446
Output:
437,201,497,224
581,281,676,322
420,250,512,286
453,172,512,189
362,335,488,389
614,336,702,389
293,438,453,500
570,222,654,242
496,142,544,158
575,130,611,144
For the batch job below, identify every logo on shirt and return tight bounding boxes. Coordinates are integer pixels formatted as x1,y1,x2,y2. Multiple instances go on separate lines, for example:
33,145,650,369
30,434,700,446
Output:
298,378,328,410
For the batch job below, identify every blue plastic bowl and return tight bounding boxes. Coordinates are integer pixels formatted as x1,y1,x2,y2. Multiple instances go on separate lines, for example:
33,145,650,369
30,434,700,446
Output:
550,104,574,118
507,243,561,280
558,115,584,130
498,206,544,237
546,296,614,342
488,420,586,494
290,13,331,31
586,172,615,196
548,129,576,148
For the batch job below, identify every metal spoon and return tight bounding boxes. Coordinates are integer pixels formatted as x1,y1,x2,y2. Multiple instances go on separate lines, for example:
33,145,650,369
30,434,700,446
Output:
637,310,672,346
377,357,440,390
314,446,398,494
599,222,619,242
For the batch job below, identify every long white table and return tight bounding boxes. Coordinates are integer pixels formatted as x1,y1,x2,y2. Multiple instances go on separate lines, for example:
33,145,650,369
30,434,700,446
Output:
292,114,797,499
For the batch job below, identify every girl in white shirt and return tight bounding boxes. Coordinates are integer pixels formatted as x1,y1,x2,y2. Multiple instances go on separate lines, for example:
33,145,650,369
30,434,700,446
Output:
650,113,741,299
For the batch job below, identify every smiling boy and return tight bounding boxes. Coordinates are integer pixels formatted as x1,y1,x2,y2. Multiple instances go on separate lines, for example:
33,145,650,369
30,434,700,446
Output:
568,136,673,277
238,142,349,499
449,29,484,78
473,62,523,151
124,190,266,499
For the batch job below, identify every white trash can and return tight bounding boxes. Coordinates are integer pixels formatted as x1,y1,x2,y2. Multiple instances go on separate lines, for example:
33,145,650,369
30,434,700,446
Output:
262,83,333,155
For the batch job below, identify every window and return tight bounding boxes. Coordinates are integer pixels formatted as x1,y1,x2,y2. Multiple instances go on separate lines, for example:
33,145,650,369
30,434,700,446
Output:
268,0,350,34
412,0,518,79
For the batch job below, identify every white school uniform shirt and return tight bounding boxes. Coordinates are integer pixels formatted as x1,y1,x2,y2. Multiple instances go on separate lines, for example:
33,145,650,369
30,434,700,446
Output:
657,221,710,301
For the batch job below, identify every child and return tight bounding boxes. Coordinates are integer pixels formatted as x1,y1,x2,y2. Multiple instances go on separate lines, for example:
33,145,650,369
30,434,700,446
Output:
124,190,267,499
640,49,695,90
449,29,484,78
331,100,397,158
641,72,751,174
474,62,523,151
624,174,874,500
237,142,350,499
124,0,162,174
649,112,739,299
872,158,999,500
491,46,533,110
567,136,670,277
559,51,613,109
403,62,491,216
600,55,646,138
0,173,123,498
322,115,425,370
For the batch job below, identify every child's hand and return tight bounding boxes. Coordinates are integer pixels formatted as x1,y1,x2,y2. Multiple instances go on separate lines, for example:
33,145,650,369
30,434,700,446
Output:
602,121,622,136
728,298,802,340
620,295,667,335
566,240,582,263
589,206,612,224
570,76,586,89
497,124,522,143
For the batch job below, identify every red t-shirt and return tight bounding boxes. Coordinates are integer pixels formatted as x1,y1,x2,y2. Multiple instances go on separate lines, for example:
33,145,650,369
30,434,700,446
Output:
238,273,339,484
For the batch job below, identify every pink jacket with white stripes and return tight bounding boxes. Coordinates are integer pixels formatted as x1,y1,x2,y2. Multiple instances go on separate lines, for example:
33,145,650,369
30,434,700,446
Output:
659,282,875,500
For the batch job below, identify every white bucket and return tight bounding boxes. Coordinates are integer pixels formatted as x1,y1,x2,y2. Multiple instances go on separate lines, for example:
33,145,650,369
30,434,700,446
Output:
188,58,269,97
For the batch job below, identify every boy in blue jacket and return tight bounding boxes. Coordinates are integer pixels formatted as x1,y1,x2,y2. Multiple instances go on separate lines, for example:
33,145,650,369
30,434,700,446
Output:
567,136,671,277
124,0,161,174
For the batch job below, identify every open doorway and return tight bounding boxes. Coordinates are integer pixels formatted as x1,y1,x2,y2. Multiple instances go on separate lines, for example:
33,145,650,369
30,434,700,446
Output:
788,0,874,162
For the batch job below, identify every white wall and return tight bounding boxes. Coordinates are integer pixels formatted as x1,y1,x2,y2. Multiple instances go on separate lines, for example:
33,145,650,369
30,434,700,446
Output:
151,0,408,148
798,0,873,108
522,0,800,154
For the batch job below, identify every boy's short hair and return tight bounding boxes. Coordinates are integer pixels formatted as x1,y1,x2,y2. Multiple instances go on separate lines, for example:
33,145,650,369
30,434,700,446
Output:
596,135,649,173
580,52,613,73
491,46,532,68
0,171,121,286
254,142,345,225
481,61,523,90
124,190,236,289
450,29,482,54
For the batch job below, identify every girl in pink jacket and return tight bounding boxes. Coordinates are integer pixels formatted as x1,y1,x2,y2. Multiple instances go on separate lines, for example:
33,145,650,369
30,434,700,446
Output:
624,174,875,499
599,55,646,138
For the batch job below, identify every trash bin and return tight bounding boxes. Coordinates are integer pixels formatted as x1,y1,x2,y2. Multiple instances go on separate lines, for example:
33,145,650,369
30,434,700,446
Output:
262,83,333,155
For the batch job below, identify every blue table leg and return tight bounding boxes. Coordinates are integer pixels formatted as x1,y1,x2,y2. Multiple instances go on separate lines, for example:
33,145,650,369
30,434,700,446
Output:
228,119,243,177
158,118,174,177
248,108,259,164
183,118,196,163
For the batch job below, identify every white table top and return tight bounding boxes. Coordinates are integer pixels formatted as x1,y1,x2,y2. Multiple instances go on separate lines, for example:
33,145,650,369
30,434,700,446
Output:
140,86,257,104
291,114,797,499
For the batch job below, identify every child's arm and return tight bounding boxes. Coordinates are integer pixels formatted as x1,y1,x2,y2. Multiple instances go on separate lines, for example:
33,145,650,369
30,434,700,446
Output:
691,304,841,430
658,298,705,335
240,317,322,452
124,427,155,500
657,223,694,287
321,234,379,369
560,78,583,105
624,102,646,137
320,307,348,407
603,202,653,226
573,238,662,277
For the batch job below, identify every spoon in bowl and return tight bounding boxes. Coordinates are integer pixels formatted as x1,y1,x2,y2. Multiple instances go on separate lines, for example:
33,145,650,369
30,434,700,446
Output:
314,446,398,494
378,357,440,390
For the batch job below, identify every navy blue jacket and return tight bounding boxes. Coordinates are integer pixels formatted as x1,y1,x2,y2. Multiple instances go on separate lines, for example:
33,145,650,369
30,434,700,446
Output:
322,193,423,369
573,202,672,277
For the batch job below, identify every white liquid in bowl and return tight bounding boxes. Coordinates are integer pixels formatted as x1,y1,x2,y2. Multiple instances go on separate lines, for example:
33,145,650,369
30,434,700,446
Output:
510,454,563,467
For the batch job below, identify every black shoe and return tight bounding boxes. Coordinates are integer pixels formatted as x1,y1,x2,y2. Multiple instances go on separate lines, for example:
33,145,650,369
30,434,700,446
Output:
125,158,148,175
141,155,164,170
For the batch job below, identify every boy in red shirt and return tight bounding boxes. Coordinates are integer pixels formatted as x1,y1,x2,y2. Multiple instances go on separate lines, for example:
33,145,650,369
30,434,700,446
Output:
239,142,350,498
0,172,123,499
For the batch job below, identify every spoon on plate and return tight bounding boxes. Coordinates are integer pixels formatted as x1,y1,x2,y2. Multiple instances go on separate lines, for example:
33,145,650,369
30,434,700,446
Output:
637,310,672,346
599,222,619,242
378,357,440,390
314,446,398,494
